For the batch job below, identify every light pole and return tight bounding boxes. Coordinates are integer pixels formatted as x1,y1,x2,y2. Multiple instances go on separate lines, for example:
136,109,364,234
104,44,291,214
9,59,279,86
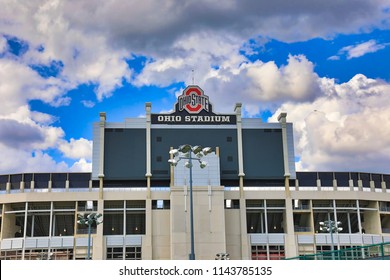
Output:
319,219,342,260
168,144,212,260
77,213,103,260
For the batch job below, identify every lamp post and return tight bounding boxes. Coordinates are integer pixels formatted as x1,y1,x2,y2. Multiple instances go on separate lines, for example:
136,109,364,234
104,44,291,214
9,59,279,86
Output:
77,213,103,260
319,219,342,260
168,144,212,260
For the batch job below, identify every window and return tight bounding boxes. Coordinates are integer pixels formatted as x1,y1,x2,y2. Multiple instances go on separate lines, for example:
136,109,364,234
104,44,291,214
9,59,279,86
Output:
251,245,285,260
156,136,162,142
106,247,123,260
225,199,239,209
226,136,232,142
106,247,142,260
126,246,142,260
152,200,170,209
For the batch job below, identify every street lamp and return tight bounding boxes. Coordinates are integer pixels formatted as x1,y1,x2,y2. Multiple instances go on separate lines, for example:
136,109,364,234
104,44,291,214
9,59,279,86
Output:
319,219,342,260
215,253,230,260
168,144,212,260
77,213,103,260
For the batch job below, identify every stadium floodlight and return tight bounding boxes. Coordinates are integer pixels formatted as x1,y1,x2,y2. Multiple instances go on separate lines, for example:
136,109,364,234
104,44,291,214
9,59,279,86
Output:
77,212,103,260
178,144,192,153
168,159,178,166
169,149,179,157
192,145,203,154
199,161,208,169
319,218,342,260
168,144,212,260
202,147,212,155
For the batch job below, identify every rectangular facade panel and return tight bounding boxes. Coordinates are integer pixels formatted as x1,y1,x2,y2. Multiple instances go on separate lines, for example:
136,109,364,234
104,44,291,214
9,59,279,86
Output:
242,129,284,179
151,128,238,180
104,128,146,180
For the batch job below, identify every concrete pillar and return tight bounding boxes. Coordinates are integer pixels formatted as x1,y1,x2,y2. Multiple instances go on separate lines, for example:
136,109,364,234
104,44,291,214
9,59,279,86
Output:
98,112,106,199
93,199,105,260
234,103,249,259
278,112,297,258
145,103,152,198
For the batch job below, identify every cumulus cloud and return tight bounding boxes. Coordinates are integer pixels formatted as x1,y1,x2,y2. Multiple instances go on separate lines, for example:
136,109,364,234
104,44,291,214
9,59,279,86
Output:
0,146,68,174
269,74,390,173
58,138,92,160
70,158,92,172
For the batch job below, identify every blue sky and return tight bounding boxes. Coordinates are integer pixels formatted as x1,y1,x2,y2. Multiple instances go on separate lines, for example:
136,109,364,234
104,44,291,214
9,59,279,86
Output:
0,0,390,174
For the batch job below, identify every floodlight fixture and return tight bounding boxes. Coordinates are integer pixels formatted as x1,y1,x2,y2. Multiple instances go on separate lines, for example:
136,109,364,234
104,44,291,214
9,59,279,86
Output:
192,145,203,154
319,219,342,260
169,149,179,156
202,147,212,155
178,144,191,153
168,159,178,166
199,161,208,169
168,144,212,260
77,212,103,260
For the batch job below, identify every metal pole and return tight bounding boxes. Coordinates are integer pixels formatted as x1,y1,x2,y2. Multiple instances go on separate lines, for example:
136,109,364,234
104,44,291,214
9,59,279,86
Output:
189,154,195,260
87,221,91,260
330,219,335,260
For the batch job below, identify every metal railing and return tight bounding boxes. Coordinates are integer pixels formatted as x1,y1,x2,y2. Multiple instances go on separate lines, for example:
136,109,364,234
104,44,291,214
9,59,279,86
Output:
286,242,390,260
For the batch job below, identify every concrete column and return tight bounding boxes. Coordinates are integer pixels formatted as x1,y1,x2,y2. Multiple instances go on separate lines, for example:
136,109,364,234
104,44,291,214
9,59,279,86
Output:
145,103,152,197
234,103,248,259
278,112,297,258
20,180,25,193
234,103,245,194
143,199,153,259
93,199,105,260
98,112,106,199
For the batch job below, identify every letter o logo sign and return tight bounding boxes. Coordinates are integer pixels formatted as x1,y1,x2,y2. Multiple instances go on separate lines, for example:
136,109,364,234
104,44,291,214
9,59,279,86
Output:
183,86,203,114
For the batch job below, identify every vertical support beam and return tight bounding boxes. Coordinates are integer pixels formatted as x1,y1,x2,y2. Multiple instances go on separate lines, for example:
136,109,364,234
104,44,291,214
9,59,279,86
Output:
278,112,297,259
145,103,152,197
169,147,174,187
22,201,28,260
235,103,245,195
48,201,53,256
98,112,106,199
5,175,10,194
93,199,105,260
0,203,4,241
234,103,249,259
20,174,25,193
144,103,153,259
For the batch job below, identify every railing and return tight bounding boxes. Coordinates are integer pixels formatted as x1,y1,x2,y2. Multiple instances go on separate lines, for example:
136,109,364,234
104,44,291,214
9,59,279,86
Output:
285,242,390,260
294,226,311,232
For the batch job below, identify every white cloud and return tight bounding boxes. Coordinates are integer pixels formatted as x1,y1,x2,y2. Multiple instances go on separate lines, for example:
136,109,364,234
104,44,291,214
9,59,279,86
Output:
70,158,92,172
338,40,388,59
81,100,95,108
58,138,92,160
269,74,390,173
0,146,68,174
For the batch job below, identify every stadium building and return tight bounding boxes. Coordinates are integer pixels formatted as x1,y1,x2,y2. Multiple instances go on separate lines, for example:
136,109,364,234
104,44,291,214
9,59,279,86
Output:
0,85,390,260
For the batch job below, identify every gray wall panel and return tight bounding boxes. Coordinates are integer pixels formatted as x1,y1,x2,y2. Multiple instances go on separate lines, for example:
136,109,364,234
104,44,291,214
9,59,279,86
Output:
151,128,238,179
242,129,284,179
104,129,146,180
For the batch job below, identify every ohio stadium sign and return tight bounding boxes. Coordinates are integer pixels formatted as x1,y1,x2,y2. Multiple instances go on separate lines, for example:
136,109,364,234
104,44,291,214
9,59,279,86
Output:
151,85,236,125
